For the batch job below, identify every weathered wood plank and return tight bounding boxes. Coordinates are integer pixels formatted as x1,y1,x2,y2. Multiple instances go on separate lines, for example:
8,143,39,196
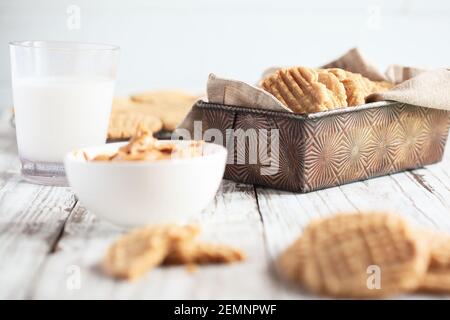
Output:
0,114,20,174
0,111,448,300
0,117,77,299
0,181,76,299
29,180,285,299
255,156,450,299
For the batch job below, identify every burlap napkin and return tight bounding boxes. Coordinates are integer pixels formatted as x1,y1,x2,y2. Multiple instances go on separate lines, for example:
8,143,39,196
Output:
366,68,450,110
321,48,450,110
178,48,450,132
206,74,290,112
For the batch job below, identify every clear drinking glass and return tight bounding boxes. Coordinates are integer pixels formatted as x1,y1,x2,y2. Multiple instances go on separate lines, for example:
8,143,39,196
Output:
10,41,119,186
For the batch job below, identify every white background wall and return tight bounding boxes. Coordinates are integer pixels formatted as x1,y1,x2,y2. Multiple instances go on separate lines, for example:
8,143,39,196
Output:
0,0,449,110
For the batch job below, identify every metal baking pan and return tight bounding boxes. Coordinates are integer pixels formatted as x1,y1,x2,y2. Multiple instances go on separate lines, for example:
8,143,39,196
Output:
195,100,450,192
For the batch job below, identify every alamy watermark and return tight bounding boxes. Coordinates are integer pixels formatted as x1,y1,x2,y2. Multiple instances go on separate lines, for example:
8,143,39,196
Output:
66,5,81,30
366,265,381,290
367,5,382,30
174,121,280,176
66,264,81,290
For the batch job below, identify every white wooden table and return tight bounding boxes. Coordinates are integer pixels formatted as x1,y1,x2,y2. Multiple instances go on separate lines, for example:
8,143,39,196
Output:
0,113,449,300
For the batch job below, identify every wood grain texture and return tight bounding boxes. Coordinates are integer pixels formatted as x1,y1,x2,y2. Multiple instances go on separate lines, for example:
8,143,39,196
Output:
256,160,450,299
0,112,448,299
29,181,285,299
0,115,77,299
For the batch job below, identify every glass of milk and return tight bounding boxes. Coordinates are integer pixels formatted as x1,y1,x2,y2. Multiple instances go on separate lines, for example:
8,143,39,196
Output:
10,41,119,186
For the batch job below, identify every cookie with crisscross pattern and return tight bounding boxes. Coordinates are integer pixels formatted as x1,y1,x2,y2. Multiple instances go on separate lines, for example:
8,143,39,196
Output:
279,213,429,298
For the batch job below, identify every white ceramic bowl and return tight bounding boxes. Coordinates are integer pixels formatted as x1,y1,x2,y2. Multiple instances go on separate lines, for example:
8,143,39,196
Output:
64,141,227,227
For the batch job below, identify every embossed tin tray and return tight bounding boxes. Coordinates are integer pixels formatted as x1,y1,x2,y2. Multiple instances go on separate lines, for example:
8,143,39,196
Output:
195,100,450,192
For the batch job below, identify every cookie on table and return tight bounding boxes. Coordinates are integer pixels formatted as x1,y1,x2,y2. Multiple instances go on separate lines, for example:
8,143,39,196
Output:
421,231,450,269
130,90,199,131
416,231,450,293
103,225,200,280
280,212,429,298
418,269,450,293
108,102,162,140
277,236,309,283
103,224,246,280
130,89,198,105
163,242,245,265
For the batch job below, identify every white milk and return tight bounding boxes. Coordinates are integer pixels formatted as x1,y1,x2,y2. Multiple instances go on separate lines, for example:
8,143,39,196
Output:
13,76,114,162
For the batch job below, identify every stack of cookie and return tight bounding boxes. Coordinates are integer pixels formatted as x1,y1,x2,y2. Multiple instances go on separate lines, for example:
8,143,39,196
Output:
278,212,450,298
108,90,199,140
261,67,393,114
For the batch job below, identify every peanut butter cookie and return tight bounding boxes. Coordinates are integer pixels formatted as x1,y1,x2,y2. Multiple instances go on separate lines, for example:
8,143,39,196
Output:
109,97,163,140
277,236,308,283
103,224,245,280
103,225,199,280
262,67,394,113
418,269,450,293
327,68,393,106
279,213,430,298
261,67,340,113
164,242,245,265
130,90,199,131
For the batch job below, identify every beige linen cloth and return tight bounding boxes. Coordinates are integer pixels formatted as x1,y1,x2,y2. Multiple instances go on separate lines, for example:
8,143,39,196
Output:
178,48,450,131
